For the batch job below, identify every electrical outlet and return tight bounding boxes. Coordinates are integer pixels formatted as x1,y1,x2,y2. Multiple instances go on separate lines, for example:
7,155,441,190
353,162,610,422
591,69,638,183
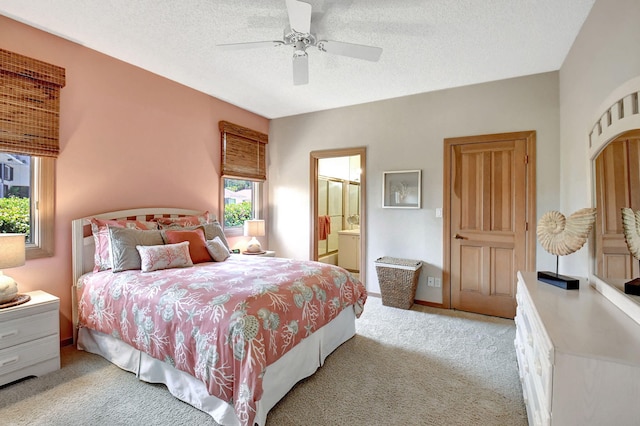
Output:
427,276,435,287
434,278,441,288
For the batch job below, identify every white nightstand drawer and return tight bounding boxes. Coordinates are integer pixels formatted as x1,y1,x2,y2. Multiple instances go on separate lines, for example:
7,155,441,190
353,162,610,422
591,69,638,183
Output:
0,291,60,386
0,309,58,350
0,334,59,378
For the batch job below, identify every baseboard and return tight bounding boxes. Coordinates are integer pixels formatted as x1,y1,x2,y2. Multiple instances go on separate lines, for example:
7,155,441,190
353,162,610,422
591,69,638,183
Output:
369,292,446,310
60,337,74,347
414,300,445,309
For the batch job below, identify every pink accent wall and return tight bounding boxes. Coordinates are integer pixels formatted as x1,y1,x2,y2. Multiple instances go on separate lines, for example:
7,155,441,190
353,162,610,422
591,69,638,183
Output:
0,16,269,342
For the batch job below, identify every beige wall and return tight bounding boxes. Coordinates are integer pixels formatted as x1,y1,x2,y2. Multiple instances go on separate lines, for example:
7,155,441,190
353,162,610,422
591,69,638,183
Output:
270,72,560,303
0,16,269,342
559,0,640,276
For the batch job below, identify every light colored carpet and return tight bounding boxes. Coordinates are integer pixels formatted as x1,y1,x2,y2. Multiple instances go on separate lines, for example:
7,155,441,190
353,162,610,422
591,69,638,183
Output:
0,297,527,425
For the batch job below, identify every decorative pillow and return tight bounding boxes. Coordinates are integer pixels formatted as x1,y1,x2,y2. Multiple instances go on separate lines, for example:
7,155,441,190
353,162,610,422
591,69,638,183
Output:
156,220,230,250
108,226,164,272
204,220,230,250
206,236,231,262
137,242,193,272
161,226,213,264
90,218,157,272
153,211,210,229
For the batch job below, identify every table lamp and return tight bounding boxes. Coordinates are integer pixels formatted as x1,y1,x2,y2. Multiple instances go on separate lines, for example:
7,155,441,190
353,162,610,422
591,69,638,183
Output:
0,233,26,303
243,219,265,254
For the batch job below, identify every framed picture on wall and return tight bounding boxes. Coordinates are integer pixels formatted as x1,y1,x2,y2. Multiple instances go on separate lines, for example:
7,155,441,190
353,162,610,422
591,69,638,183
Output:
382,170,421,208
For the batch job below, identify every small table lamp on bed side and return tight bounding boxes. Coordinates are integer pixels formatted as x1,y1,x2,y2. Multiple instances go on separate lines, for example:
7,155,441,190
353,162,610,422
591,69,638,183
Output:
0,233,25,303
244,219,266,254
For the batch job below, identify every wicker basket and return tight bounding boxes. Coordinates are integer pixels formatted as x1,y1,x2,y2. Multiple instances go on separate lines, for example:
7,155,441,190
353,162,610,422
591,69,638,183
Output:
375,257,423,309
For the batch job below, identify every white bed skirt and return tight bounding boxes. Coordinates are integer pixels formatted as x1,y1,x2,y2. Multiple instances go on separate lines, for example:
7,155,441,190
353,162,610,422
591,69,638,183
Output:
77,305,356,426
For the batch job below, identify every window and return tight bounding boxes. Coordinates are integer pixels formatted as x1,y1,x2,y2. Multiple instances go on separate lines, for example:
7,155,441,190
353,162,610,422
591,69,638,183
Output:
223,178,261,233
0,153,54,258
0,48,64,259
0,154,30,235
2,163,14,182
219,121,268,235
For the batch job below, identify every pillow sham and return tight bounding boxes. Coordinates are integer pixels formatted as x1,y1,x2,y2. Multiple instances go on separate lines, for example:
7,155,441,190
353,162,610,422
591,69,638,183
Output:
137,242,193,272
162,226,212,264
206,236,231,262
90,218,157,272
153,211,210,229
108,226,164,272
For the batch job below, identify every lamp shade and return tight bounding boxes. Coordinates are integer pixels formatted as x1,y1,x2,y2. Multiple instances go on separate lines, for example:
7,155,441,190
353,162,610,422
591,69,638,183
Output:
244,220,265,237
0,233,25,269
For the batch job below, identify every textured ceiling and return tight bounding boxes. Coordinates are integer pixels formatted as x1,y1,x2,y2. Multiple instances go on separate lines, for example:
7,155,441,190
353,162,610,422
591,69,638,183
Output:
0,0,595,119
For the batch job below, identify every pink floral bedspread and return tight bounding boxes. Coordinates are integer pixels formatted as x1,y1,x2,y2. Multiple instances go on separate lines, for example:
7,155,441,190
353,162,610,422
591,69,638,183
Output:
77,255,366,425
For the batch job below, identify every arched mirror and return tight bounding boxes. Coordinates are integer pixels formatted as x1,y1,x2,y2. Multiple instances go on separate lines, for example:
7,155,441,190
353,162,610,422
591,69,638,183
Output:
590,76,640,324
594,130,640,279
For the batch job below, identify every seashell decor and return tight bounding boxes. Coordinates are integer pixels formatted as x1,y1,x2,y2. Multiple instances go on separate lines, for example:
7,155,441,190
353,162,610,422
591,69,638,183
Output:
621,207,640,260
537,208,597,256
0,280,18,304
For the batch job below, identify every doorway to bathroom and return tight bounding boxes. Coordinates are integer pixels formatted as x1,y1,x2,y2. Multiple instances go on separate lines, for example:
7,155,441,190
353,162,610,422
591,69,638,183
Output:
310,147,366,284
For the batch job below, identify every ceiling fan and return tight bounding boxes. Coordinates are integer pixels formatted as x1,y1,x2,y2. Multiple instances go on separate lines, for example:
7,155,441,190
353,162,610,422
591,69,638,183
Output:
218,0,383,85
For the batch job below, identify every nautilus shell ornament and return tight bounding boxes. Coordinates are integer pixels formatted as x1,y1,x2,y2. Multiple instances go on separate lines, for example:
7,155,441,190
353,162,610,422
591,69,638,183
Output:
536,208,597,256
621,207,640,260
621,208,640,295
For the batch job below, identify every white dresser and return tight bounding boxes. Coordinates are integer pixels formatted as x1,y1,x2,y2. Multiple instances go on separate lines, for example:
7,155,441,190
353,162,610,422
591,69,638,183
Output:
0,290,60,386
515,271,640,426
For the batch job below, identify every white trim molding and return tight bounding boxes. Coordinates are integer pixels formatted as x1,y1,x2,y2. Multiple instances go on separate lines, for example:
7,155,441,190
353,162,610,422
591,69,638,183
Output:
589,75,640,160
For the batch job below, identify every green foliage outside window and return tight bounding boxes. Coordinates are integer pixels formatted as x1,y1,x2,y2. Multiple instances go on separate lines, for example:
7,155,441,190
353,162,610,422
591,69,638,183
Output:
0,197,30,234
224,201,252,227
224,179,252,193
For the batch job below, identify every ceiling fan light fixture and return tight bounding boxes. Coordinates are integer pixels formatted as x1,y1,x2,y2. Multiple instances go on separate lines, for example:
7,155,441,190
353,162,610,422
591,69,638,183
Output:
217,0,382,85
285,31,315,46
293,40,308,57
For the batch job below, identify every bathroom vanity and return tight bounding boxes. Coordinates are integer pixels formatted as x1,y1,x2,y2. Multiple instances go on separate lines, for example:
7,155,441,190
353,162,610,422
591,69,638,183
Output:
338,229,360,272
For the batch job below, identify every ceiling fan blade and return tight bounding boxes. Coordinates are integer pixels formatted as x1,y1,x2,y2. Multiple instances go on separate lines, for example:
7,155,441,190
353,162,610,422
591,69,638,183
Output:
217,41,284,50
292,53,309,85
286,0,312,34
317,40,382,61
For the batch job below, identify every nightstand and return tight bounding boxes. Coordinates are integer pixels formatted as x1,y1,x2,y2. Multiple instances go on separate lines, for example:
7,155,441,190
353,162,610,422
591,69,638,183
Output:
242,250,276,257
0,290,60,386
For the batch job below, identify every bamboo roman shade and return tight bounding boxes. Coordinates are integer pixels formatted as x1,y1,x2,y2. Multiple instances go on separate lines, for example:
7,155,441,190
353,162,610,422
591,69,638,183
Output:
0,48,66,158
220,121,268,181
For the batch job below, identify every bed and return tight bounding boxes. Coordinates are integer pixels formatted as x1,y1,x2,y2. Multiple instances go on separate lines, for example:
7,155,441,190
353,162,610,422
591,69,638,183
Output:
71,208,366,426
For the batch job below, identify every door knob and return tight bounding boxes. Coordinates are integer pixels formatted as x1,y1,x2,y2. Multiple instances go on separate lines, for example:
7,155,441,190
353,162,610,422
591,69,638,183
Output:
454,233,467,240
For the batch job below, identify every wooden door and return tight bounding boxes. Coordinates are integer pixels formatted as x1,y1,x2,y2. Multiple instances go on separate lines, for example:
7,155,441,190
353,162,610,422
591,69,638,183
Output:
444,132,535,319
595,131,640,279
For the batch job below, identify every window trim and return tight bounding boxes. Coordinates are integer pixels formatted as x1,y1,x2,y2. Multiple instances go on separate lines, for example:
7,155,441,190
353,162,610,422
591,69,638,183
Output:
26,157,54,259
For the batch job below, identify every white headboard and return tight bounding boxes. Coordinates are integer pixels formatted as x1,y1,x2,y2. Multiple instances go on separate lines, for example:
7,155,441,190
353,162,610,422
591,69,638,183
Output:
71,207,207,341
